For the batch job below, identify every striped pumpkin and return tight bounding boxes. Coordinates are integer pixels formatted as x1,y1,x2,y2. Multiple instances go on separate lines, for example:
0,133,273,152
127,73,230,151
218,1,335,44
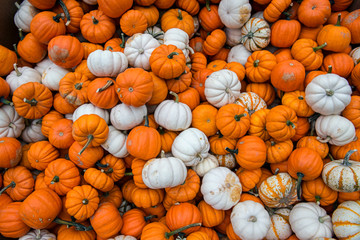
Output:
259,172,298,208
266,208,292,240
235,92,267,116
332,200,360,240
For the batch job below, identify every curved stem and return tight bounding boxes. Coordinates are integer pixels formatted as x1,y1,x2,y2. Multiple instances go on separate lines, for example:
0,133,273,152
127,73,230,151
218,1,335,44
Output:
106,46,113,51
343,149,357,166
119,33,125,48
53,13,63,23
225,147,238,155
144,115,149,127
318,215,331,223
165,223,201,239
74,82,83,90
253,59,260,67
92,16,98,24
315,195,321,205
13,63,21,76
0,181,16,195
168,52,179,59
169,91,179,103
177,9,183,20
53,218,93,231
317,136,331,143
96,161,109,168
58,0,71,26
313,42,327,52
328,153,335,161
234,113,247,121
18,28,24,41
51,176,59,184
296,172,304,200
96,80,113,93
144,215,158,222
0,97,13,106
335,13,342,26
205,0,210,11
79,135,94,155
24,98,38,106
13,44,20,59
286,120,295,129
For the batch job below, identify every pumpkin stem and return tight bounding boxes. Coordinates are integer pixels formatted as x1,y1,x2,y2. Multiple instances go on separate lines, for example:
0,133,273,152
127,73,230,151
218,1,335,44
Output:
177,9,183,20
152,31,164,39
0,181,16,195
119,33,125,48
106,46,113,51
13,44,21,59
225,147,238,154
144,115,150,127
328,153,335,161
335,13,342,26
92,16,98,24
218,131,224,138
96,161,109,168
325,89,334,96
8,122,16,130
234,113,247,121
286,120,295,129
124,172,134,176
35,229,41,239
296,172,304,200
51,176,60,184
82,199,89,205
327,65,332,73
13,63,21,76
169,91,179,103
248,216,257,222
165,223,201,239
298,95,304,100
0,97,13,106
53,218,93,231
253,59,260,67
270,140,276,146
58,0,71,26
144,215,158,222
158,126,165,135
79,135,94,155
18,28,24,41
313,42,327,52
53,13,64,23
96,80,113,93
74,82,83,90
168,52,179,59
205,0,211,11
342,149,357,166
315,196,321,205
282,2,293,20
318,215,331,223
23,98,38,106
15,1,20,9
160,150,166,158
317,136,331,143
274,168,280,175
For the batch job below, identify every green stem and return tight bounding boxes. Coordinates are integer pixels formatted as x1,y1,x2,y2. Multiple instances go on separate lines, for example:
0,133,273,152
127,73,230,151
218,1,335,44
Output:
13,63,21,76
328,153,335,161
13,44,20,59
120,33,125,48
58,0,71,26
318,215,331,223
96,161,109,168
177,9,183,20
286,120,296,129
335,13,342,26
205,0,210,11
124,172,134,176
298,95,304,100
53,218,93,231
169,91,179,103
51,176,59,184
165,223,201,239
168,52,179,59
74,82,83,90
15,1,20,9
342,149,357,166
144,115,149,127
82,199,89,205
53,13,63,23
96,80,113,93
327,65,332,73
0,97,13,106
296,172,304,200
234,113,247,121
225,147,238,154
24,98,38,106
79,135,94,155
315,195,321,205
0,181,16,195
313,42,327,52
144,215,158,222
18,28,24,41
253,59,260,67
106,46,113,51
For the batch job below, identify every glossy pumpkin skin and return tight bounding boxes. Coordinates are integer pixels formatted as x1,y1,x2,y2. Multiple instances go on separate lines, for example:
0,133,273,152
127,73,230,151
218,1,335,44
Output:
161,9,195,36
17,32,47,64
19,188,62,229
271,19,301,48
166,202,202,235
41,110,64,137
131,186,165,208
321,52,354,78
97,0,132,18
48,118,74,149
342,96,360,129
27,141,59,171
246,83,276,106
297,0,332,27
282,90,315,117
198,4,224,32
270,60,305,92
121,208,150,238
297,136,329,159
0,137,22,169
245,50,277,83
198,200,225,228
236,167,262,192
12,82,53,119
263,0,292,22
0,46,17,77
266,105,298,141
90,202,123,239
203,29,226,56
30,11,66,44
341,9,360,44
120,10,148,37
191,104,218,137
216,104,250,139
302,177,338,206
291,39,326,71
191,69,214,102
69,142,104,169
2,166,34,201
209,133,237,156
266,139,293,164
57,223,96,240
248,109,271,141
84,168,114,192
0,202,30,238
59,72,90,106
165,169,200,202
65,184,99,221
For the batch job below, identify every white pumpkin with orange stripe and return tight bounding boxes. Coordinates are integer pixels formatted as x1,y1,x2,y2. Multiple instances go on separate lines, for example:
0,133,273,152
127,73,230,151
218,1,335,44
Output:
265,208,292,240
241,18,271,52
258,172,298,208
322,149,360,192
332,200,360,240
235,92,267,115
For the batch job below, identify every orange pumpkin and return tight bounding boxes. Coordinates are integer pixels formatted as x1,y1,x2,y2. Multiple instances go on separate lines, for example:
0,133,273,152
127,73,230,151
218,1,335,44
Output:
131,186,165,208
53,93,78,115
148,72,168,105
198,4,224,32
192,104,218,137
69,142,104,169
81,42,103,58
88,78,118,109
291,39,326,71
281,90,315,117
166,202,202,235
177,87,201,110
270,60,305,92
266,139,293,164
17,32,47,64
97,0,132,18
245,50,277,83
297,136,329,159
48,119,74,149
30,11,66,44
0,202,30,238
27,141,59,171
203,29,226,56
271,19,301,48
209,133,237,156
297,0,331,27
197,200,224,228
120,10,148,36
161,9,195,36
191,68,214,101
302,177,338,206
341,9,360,44
0,137,22,169
263,0,292,22
133,5,159,27
165,169,200,202
59,72,90,106
166,67,192,94
248,108,271,141
290,117,310,142
236,168,262,192
321,52,354,78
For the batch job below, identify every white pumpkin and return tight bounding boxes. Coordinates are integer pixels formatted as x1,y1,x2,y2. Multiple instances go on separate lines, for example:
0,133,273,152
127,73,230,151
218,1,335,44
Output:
21,119,46,143
230,200,270,240
124,33,160,70
266,208,292,240
171,128,210,166
192,16,200,37
164,28,193,57
65,113,73,120
227,44,252,66
235,92,267,115
216,154,236,169
192,154,219,177
108,235,137,240
350,46,360,65
322,150,360,192
110,103,147,130
315,115,356,146
144,26,164,43
201,167,242,210
252,11,264,19
0,105,25,138
142,152,187,189
205,69,241,108
154,92,192,131
6,64,42,93
14,0,39,32
225,28,243,47
218,0,252,29
41,63,70,91
101,126,129,158
289,202,333,240
87,49,128,77
19,229,56,240
73,103,110,124
34,57,53,74
305,74,352,115
332,200,360,240
241,17,271,51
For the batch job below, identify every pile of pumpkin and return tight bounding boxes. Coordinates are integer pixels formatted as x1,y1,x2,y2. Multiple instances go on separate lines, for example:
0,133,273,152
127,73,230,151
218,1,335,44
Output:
1,0,360,239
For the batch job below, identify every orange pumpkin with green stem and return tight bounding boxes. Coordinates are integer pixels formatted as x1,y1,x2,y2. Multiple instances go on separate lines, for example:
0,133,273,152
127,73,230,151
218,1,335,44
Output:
177,87,201,110
248,109,271,141
48,119,74,149
270,60,305,92
271,19,301,48
87,78,118,109
30,11,66,44
245,50,277,83
266,105,297,141
263,0,292,22
120,10,148,36
141,222,202,240
297,0,331,27
121,208,156,238
209,132,237,155
161,9,195,36
198,3,224,32
291,39,327,71
68,142,104,169
59,72,90,106
166,67,192,93
203,29,226,56
281,90,315,117
17,30,47,64
236,167,262,192
84,168,114,192
166,202,202,235
301,177,338,206
0,166,34,201
266,139,293,164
